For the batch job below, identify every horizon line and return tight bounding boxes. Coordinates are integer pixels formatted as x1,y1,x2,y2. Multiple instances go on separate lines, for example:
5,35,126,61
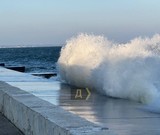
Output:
0,43,64,48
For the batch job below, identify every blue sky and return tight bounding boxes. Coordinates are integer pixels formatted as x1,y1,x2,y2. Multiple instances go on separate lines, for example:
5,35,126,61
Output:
0,0,160,46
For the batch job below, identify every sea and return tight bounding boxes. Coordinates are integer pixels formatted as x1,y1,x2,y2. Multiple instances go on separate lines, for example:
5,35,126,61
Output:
1,33,160,106
0,46,61,74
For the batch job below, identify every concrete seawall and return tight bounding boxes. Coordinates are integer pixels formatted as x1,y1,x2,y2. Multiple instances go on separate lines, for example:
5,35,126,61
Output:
0,81,115,135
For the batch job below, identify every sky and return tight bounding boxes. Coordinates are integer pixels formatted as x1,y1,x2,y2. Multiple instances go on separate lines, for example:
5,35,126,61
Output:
0,0,160,46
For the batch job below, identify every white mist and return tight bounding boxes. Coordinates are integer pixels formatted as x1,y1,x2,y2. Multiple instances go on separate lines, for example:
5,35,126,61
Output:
58,34,160,107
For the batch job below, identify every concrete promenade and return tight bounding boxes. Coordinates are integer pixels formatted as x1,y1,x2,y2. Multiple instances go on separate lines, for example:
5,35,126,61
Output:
0,67,114,135
1,66,160,135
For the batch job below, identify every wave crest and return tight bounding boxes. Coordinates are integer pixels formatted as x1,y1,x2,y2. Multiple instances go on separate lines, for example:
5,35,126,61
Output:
58,33,160,103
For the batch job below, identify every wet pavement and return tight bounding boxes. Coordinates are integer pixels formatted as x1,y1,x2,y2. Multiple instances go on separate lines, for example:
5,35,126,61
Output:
1,67,160,135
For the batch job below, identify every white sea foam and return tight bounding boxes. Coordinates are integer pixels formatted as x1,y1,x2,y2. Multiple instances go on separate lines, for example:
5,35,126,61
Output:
58,33,160,104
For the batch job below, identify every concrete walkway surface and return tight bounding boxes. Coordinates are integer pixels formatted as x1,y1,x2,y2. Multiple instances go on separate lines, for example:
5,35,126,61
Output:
1,66,160,135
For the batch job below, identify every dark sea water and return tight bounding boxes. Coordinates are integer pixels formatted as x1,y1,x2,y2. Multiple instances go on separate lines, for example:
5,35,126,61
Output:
0,47,61,73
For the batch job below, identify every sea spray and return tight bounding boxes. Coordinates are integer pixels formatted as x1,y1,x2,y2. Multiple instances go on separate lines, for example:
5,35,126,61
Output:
58,33,160,104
